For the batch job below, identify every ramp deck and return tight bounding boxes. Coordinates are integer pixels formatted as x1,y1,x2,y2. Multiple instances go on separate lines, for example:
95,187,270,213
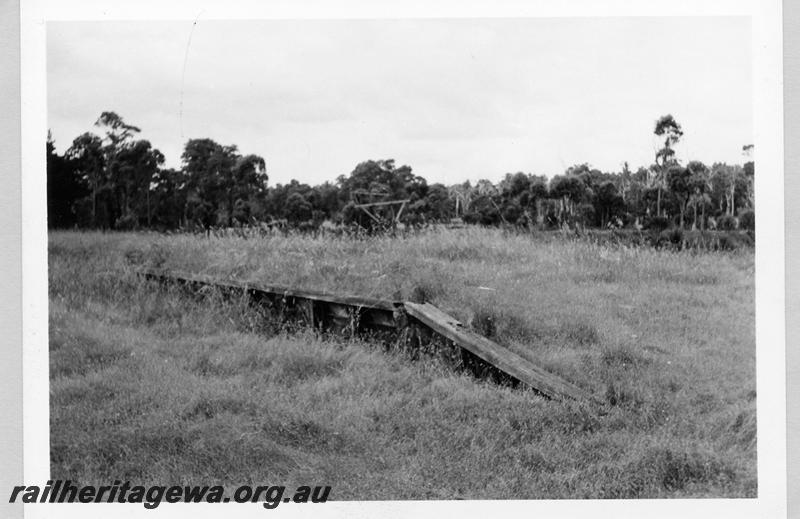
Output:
140,268,597,403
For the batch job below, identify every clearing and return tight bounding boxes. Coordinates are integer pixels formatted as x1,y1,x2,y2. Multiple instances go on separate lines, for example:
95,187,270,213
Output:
48,227,756,499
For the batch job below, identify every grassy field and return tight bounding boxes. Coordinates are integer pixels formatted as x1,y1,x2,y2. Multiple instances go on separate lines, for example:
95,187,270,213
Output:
48,227,756,499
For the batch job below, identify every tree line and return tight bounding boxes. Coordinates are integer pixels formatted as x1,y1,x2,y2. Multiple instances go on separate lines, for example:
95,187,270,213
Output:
47,112,755,232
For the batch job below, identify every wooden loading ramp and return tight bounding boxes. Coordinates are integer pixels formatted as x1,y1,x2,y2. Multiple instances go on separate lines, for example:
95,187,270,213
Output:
140,268,596,403
403,303,595,402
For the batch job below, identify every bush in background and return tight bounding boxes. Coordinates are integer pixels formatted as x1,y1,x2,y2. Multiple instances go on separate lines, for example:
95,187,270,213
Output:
738,210,754,231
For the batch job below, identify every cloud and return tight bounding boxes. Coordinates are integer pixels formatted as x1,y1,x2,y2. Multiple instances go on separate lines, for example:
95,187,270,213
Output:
47,17,752,185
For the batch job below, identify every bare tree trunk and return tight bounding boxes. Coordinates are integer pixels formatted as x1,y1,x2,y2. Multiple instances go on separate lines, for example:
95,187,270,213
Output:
656,186,662,217
535,198,543,227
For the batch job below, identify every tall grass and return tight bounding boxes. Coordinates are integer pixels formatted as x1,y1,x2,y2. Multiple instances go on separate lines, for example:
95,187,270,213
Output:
49,228,756,498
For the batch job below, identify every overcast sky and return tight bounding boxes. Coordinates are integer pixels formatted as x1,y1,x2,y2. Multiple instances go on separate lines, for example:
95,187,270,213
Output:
47,17,752,186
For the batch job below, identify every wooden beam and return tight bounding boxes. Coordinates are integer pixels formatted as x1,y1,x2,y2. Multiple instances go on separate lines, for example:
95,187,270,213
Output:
142,268,399,312
353,199,410,209
404,302,597,403
360,207,383,224
394,200,408,222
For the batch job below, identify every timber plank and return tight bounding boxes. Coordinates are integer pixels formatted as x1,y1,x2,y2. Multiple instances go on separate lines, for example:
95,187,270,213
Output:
404,302,597,402
142,268,399,311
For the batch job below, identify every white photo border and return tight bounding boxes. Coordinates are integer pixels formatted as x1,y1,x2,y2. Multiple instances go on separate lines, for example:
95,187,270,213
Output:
20,1,785,518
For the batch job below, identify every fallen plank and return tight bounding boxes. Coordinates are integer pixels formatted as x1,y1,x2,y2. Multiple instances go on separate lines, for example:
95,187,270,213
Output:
404,302,597,403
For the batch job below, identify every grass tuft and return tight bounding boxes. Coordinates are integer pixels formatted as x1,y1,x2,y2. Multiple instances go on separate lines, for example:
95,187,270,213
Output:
601,345,650,368
633,447,738,493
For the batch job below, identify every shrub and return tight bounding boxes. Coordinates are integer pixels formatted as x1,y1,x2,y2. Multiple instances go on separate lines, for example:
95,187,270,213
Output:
717,215,738,231
645,216,670,232
717,233,742,251
501,202,523,225
666,227,684,247
576,203,595,226
461,212,480,225
114,214,139,230
654,230,678,249
738,210,754,231
542,204,561,229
